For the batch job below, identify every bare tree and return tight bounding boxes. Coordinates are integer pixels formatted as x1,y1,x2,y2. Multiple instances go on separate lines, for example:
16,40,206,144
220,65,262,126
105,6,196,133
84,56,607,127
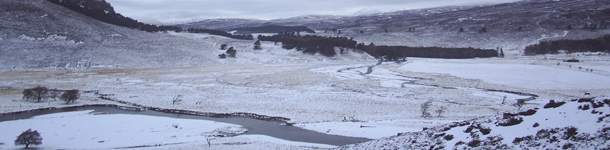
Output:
501,95,507,104
31,86,48,102
48,89,62,101
435,106,447,117
421,100,432,118
15,129,42,148
172,95,183,105
205,136,211,147
60,89,79,104
514,99,526,110
22,89,33,101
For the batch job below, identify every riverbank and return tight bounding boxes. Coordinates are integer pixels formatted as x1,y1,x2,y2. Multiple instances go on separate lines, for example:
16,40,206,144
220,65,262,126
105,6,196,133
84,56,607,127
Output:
1,54,609,149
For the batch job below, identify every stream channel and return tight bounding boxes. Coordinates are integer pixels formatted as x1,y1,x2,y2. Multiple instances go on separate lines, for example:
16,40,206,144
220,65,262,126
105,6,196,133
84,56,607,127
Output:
0,106,370,146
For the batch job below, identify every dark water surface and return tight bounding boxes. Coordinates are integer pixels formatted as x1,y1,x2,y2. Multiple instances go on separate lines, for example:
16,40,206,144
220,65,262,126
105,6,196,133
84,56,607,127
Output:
0,106,370,146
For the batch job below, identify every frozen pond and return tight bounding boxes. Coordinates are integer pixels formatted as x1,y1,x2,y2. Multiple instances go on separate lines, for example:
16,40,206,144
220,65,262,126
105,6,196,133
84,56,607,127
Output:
0,106,369,149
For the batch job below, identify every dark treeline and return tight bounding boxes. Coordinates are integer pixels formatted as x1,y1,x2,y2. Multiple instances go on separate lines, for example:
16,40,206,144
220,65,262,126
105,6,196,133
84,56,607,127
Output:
187,28,253,40
232,25,316,34
362,45,499,60
258,32,357,57
258,33,498,59
524,35,610,55
46,0,252,40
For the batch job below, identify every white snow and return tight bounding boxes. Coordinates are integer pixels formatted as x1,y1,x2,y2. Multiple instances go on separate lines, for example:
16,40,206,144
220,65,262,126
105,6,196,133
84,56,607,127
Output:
18,34,36,41
3,30,610,149
398,58,610,90
444,97,610,148
0,110,245,149
297,119,459,139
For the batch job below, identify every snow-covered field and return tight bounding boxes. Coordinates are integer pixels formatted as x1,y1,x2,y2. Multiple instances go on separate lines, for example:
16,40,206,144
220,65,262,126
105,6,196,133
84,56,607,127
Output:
397,57,610,90
1,32,610,149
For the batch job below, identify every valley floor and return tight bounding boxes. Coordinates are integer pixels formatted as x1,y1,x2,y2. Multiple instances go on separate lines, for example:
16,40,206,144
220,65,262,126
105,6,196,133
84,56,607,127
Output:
1,52,609,149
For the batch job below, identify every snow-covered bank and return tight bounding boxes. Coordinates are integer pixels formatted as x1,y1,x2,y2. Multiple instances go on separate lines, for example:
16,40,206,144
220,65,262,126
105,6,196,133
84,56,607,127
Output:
0,110,335,149
336,96,610,149
0,110,246,149
296,119,460,139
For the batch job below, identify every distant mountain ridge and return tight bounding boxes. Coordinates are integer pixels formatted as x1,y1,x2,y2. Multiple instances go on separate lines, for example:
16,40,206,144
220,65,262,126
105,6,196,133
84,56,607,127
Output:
179,0,610,51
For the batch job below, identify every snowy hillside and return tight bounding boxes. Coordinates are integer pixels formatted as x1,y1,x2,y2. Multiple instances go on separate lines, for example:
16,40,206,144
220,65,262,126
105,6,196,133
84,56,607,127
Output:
180,0,610,53
337,96,610,149
0,0,217,69
0,0,371,70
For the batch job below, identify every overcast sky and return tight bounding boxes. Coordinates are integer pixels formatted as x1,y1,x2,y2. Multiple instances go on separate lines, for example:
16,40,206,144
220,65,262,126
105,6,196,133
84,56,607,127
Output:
106,0,521,24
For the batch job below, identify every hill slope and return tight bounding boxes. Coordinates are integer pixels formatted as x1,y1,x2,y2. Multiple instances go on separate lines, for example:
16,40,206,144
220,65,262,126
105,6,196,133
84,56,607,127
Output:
0,0,221,69
337,96,610,149
180,0,610,53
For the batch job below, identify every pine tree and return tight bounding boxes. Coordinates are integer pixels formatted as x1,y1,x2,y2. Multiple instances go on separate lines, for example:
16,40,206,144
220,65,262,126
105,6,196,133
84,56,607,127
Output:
254,40,262,50
500,48,505,57
226,47,237,57
15,129,42,148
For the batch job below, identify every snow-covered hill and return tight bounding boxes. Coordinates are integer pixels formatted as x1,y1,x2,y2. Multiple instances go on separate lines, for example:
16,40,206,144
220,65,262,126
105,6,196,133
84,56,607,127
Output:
337,96,610,149
0,0,221,69
0,0,372,70
180,0,610,53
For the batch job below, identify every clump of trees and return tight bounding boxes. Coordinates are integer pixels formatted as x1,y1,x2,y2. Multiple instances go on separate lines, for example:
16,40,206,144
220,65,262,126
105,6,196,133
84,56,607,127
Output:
360,45,498,60
22,87,79,103
218,47,237,58
22,86,48,102
421,100,448,118
60,89,80,104
258,33,357,57
15,129,42,149
258,33,498,59
524,34,610,55
421,100,433,118
231,25,315,34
